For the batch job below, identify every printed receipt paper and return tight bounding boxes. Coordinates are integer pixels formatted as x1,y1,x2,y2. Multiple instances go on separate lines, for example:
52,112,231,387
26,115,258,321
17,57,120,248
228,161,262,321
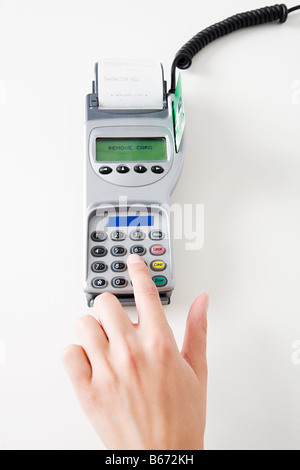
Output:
97,59,164,110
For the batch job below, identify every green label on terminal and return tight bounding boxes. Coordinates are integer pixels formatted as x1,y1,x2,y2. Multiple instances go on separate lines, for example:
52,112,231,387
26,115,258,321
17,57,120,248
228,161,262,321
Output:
173,73,185,152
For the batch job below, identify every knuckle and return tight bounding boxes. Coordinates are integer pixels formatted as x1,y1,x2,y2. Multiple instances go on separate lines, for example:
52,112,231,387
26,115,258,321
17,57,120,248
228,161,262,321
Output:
76,314,94,331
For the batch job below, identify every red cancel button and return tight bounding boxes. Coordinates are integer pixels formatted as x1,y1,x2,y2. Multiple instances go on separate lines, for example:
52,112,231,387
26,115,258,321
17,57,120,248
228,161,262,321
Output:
150,245,166,256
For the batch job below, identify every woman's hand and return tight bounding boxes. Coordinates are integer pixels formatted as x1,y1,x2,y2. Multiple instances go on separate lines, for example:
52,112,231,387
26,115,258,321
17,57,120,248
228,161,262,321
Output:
62,254,208,450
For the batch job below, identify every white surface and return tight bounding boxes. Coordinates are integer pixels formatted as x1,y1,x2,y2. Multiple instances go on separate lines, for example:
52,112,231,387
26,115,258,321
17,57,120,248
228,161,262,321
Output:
0,0,300,450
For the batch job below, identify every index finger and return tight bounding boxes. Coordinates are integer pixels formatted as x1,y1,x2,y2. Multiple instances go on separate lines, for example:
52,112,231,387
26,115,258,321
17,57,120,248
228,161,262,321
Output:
127,254,167,326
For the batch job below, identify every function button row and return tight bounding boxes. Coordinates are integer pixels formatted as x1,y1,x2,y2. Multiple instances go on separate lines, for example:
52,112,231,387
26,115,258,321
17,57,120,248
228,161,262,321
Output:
99,165,165,175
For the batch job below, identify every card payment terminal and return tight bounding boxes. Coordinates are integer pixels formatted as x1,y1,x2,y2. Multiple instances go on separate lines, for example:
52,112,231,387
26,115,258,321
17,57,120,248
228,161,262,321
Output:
84,61,185,307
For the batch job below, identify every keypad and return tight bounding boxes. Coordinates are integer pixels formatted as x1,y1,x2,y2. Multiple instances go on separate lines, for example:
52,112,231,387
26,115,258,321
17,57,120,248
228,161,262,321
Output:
98,165,167,176
89,218,169,291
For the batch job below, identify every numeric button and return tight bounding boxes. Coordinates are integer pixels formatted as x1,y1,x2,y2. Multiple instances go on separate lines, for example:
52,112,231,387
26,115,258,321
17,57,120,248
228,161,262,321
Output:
111,261,127,272
91,246,107,257
130,230,145,241
111,246,127,257
111,277,128,288
130,245,146,255
91,262,107,273
111,230,126,241
91,231,107,242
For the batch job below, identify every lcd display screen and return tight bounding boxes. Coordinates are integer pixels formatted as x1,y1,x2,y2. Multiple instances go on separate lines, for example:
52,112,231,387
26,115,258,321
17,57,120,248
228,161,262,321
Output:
96,138,167,162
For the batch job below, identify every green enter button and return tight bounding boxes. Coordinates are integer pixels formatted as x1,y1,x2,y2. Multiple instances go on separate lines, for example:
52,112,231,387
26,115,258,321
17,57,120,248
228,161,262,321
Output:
152,276,168,287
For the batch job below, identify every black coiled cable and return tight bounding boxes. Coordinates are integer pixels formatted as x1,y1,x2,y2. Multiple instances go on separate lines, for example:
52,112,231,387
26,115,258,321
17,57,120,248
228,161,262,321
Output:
169,3,300,92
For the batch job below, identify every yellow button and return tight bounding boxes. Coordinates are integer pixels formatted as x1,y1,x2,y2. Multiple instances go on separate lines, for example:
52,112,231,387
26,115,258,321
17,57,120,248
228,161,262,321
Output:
150,260,166,271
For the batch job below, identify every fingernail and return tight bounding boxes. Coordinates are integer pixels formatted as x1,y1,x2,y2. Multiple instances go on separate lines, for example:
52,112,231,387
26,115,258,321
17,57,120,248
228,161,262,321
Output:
127,254,144,264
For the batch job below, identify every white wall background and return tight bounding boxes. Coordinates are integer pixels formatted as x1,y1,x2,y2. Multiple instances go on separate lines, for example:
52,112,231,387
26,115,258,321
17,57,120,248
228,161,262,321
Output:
0,0,300,450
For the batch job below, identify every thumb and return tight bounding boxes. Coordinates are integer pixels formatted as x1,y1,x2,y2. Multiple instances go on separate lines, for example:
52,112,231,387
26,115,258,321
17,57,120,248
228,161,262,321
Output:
181,293,209,382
